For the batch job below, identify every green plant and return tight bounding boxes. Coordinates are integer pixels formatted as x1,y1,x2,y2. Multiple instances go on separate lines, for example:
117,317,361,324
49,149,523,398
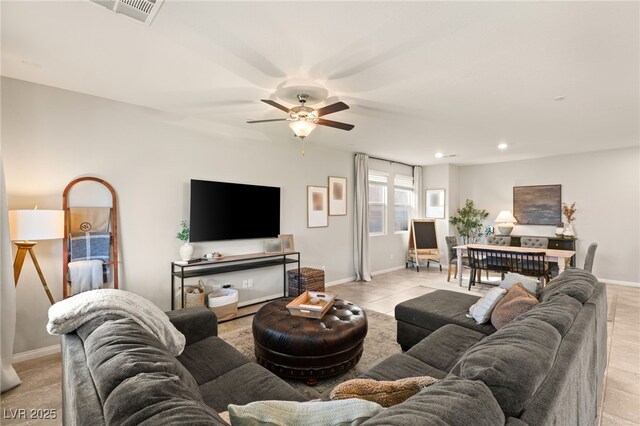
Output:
176,220,190,243
449,199,489,244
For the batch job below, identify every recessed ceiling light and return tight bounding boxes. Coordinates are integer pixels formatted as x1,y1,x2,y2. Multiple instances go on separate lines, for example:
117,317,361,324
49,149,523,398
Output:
498,143,508,150
435,152,444,158
553,96,566,101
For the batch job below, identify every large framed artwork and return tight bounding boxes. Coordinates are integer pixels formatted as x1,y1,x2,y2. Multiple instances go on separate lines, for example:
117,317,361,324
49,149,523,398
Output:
307,186,328,228
425,189,445,219
513,184,561,225
328,176,347,216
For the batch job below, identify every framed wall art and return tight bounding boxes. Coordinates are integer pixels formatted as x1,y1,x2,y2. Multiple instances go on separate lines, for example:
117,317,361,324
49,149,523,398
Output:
425,189,445,219
307,186,328,228
279,234,295,252
513,184,561,225
328,176,347,216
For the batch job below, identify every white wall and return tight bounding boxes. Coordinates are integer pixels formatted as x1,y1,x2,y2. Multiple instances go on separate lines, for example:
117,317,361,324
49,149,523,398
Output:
458,147,640,284
2,77,355,354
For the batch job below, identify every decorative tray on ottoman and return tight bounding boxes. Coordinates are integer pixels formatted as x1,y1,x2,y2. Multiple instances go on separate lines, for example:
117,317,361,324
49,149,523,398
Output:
286,291,336,319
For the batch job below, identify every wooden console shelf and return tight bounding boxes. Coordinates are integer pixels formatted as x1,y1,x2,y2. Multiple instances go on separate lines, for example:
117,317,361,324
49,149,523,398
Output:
170,251,300,310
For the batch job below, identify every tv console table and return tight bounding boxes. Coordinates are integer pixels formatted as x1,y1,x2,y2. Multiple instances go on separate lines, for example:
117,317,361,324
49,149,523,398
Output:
170,251,300,310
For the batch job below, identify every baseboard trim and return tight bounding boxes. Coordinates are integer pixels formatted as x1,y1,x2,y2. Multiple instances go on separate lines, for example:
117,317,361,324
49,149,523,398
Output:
325,276,357,287
13,344,60,363
600,278,640,288
372,265,406,276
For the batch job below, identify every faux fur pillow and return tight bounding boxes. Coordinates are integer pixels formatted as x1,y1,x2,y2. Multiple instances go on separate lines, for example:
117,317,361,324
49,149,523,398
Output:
491,283,538,329
329,376,440,407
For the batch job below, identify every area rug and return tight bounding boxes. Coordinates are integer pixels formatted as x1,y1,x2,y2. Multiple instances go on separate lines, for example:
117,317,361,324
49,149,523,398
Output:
218,310,401,400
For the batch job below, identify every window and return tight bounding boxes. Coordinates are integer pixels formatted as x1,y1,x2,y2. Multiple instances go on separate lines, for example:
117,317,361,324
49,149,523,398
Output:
394,175,414,233
368,171,388,235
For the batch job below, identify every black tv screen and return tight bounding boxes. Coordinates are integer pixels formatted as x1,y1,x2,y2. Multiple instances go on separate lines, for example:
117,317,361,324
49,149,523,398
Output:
189,179,280,242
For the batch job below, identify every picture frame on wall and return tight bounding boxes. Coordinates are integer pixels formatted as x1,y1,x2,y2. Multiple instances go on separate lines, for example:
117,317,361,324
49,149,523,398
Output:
279,234,295,252
425,189,445,219
328,176,347,216
513,184,561,225
307,186,328,228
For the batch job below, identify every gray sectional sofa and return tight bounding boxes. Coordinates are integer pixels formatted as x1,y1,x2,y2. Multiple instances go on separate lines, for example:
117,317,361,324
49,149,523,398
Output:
62,268,606,425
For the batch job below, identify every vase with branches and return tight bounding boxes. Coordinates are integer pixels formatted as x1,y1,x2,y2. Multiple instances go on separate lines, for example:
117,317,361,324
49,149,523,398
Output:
562,202,577,238
449,199,490,244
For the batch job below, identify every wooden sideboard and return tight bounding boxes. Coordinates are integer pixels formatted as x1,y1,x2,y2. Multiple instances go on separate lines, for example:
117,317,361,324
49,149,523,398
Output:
509,235,577,266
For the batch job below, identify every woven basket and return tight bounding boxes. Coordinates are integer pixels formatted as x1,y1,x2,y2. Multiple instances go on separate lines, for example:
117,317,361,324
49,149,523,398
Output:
287,268,325,297
183,281,206,308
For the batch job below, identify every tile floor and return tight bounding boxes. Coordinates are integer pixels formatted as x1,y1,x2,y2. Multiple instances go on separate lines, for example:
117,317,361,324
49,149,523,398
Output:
2,267,639,425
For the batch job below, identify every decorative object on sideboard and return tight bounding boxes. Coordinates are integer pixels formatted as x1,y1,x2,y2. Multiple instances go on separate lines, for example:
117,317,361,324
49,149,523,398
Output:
265,238,283,253
279,234,295,252
562,202,577,238
425,189,445,219
494,211,517,236
176,220,193,261
9,208,64,304
449,199,489,244
513,184,561,225
307,186,328,228
329,176,348,216
555,222,565,238
183,280,205,308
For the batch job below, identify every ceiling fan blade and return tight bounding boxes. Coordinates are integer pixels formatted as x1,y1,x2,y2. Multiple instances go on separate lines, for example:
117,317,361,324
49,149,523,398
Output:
315,101,349,117
316,118,355,131
246,118,289,123
261,99,291,113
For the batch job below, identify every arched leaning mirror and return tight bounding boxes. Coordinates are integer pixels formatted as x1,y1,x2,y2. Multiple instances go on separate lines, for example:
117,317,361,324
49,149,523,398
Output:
62,177,119,298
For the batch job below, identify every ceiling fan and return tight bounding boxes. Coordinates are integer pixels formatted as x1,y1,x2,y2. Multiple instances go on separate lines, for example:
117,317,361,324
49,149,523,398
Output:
247,94,355,140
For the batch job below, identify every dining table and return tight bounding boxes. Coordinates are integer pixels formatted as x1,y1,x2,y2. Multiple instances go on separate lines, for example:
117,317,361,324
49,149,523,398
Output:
454,244,576,286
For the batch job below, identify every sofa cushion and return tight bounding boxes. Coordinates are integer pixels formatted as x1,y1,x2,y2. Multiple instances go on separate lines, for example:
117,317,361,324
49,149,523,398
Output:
518,293,582,336
329,376,439,407
360,376,505,426
104,372,227,426
83,318,200,404
406,324,485,372
491,283,538,329
395,290,496,336
360,354,448,382
540,268,598,303
450,317,561,417
177,336,250,385
198,363,306,412
228,399,384,426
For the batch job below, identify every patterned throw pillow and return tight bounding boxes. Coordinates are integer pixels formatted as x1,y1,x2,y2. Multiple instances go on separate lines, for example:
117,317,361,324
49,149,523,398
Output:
468,287,507,324
227,399,384,426
491,283,539,329
330,376,440,407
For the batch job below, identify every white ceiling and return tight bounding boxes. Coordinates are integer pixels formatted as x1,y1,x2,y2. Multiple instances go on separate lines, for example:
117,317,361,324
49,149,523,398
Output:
2,1,639,165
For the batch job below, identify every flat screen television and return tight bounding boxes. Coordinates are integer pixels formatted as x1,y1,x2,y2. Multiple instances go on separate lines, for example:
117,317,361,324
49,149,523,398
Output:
189,179,280,242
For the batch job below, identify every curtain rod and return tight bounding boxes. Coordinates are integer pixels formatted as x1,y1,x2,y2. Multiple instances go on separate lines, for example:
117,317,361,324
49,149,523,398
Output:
357,154,416,168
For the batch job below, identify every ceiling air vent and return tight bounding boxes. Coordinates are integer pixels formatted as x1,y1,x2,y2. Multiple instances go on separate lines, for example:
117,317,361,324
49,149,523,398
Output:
90,0,164,25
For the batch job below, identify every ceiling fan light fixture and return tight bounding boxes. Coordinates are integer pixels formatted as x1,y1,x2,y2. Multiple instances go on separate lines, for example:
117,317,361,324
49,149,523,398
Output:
289,120,316,138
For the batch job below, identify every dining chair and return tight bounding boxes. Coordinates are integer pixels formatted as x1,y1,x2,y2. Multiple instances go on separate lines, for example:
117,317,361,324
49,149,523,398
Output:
445,236,471,282
521,237,548,248
583,243,598,273
487,235,511,246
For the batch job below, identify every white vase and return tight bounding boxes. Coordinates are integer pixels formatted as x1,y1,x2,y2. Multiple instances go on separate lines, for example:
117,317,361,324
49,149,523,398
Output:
179,243,194,261
563,224,575,239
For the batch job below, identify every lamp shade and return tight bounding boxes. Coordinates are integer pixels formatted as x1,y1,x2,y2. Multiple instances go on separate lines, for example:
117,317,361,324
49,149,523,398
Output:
289,120,316,138
495,210,517,224
8,210,64,241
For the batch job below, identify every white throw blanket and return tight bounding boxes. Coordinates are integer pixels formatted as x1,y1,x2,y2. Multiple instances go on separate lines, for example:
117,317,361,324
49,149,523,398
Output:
68,260,103,295
47,289,185,356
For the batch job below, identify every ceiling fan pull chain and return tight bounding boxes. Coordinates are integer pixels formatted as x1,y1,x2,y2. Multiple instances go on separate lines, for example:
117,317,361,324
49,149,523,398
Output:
300,138,305,156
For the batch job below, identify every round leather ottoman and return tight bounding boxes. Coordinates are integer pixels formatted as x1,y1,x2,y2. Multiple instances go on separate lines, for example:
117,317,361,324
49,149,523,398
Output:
252,299,368,382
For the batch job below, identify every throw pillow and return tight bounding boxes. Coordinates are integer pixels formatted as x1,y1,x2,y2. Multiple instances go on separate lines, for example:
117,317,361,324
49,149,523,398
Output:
227,399,384,426
491,283,539,329
500,272,540,297
469,288,507,324
329,376,440,407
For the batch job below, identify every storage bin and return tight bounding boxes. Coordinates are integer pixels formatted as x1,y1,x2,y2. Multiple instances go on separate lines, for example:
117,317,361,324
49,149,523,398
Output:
207,288,238,321
183,282,206,308
287,267,325,297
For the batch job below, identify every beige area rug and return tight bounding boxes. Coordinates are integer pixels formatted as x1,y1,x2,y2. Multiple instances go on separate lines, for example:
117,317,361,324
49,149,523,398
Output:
218,310,401,400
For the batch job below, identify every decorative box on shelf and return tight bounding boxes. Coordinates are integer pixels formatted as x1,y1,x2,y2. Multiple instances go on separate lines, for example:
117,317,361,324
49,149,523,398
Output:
286,291,336,319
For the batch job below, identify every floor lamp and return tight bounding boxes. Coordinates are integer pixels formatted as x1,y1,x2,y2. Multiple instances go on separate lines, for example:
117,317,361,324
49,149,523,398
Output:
8,209,64,305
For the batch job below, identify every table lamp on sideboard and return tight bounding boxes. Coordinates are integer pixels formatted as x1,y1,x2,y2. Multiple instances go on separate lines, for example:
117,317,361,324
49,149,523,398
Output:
495,211,517,236
8,208,64,304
